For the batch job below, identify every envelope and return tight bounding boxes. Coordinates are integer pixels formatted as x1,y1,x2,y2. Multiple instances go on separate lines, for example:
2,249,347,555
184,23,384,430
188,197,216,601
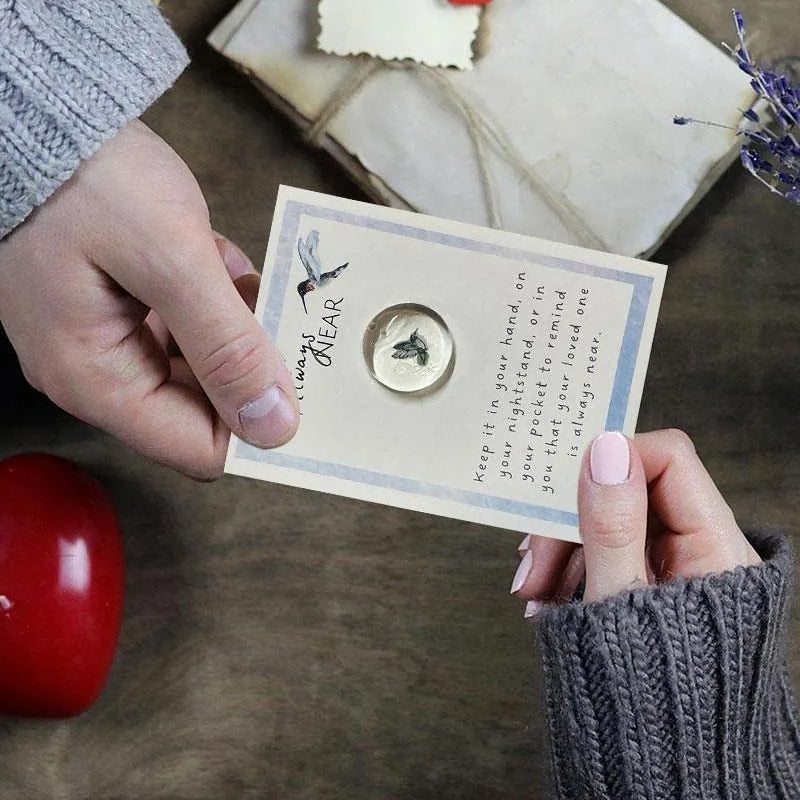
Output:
209,0,754,258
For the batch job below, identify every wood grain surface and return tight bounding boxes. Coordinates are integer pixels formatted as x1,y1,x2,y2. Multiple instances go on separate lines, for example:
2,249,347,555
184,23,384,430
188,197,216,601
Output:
1,1,799,798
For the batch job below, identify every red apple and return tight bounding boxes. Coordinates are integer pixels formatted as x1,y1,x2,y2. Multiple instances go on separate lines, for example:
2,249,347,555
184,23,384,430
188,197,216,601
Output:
0,454,125,717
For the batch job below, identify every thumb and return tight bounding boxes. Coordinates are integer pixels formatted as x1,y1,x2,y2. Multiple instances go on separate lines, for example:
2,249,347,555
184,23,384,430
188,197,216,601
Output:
153,234,299,448
579,432,649,603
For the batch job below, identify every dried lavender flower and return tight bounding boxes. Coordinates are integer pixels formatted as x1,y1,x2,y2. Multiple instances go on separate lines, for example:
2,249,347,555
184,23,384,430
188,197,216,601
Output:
675,10,800,205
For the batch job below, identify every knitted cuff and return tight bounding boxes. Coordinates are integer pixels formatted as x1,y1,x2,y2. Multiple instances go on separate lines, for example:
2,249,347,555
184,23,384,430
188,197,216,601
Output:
537,532,800,800
0,0,189,239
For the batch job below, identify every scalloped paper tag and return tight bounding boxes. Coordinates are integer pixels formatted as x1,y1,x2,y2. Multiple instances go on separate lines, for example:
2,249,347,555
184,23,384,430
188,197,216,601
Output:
317,0,480,70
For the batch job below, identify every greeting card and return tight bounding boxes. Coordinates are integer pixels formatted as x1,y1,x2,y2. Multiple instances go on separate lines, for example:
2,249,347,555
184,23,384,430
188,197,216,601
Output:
225,188,666,542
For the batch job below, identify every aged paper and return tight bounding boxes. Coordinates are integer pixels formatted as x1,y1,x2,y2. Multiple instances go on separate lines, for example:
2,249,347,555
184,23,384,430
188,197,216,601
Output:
209,0,754,259
317,0,480,70
225,188,666,542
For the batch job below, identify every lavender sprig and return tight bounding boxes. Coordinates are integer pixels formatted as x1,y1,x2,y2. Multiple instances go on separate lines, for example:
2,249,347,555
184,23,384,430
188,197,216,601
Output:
674,10,800,205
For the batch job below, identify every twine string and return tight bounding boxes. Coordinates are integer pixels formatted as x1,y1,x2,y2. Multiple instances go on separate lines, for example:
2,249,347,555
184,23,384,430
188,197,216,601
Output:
305,58,385,146
305,57,606,250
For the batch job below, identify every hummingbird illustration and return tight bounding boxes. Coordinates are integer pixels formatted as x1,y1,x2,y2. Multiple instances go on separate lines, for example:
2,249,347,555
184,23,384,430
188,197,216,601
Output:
392,329,429,367
297,230,348,313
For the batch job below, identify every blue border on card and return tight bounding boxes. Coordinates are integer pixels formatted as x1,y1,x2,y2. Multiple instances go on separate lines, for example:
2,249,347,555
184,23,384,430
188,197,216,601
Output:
236,200,655,528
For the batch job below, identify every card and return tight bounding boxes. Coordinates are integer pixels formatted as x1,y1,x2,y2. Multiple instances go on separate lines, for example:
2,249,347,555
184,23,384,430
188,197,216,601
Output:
225,187,666,543
317,0,480,70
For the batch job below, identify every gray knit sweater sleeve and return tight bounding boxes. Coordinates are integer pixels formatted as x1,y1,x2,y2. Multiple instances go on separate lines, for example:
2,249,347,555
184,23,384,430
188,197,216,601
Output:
0,0,189,239
538,532,800,799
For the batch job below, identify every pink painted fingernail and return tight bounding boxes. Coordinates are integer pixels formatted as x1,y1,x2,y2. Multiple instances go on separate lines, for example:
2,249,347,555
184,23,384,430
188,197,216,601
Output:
510,550,533,594
238,385,297,447
517,534,532,555
590,432,630,486
524,600,543,619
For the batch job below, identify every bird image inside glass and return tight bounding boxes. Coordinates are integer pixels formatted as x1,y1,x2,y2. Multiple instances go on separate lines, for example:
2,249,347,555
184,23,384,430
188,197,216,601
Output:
392,329,430,367
297,230,348,313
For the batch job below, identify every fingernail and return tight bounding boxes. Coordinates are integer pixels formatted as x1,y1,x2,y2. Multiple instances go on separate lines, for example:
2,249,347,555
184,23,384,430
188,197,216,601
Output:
510,550,533,594
238,385,297,447
234,273,261,313
517,534,532,555
221,239,255,280
524,600,543,619
590,432,630,486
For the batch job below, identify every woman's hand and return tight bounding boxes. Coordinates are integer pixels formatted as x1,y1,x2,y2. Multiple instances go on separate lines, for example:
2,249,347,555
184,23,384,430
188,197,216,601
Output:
0,121,299,480
510,429,762,614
